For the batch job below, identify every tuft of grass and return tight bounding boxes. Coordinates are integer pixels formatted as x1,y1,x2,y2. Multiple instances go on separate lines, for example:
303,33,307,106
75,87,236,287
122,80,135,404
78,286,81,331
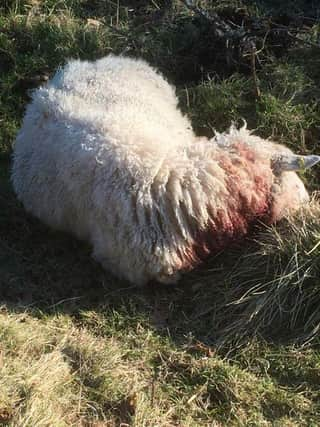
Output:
179,74,255,135
180,61,320,148
172,202,320,348
223,201,320,344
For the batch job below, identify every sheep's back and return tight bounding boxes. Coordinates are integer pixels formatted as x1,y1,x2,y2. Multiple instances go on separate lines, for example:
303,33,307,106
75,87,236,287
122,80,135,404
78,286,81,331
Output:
49,55,194,153
11,56,195,252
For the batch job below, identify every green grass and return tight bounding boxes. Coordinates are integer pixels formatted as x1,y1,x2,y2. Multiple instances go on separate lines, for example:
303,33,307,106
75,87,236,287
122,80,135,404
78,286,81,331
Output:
1,0,320,425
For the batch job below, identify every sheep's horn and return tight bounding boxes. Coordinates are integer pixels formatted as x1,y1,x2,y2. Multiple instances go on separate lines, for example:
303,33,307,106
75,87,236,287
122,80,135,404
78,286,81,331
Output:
272,154,320,173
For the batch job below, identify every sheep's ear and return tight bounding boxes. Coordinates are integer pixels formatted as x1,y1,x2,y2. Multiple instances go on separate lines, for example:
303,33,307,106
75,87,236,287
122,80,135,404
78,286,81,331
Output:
272,154,320,174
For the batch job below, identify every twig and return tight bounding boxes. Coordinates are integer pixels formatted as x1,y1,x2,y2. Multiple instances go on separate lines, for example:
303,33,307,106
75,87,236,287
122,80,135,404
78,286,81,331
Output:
251,46,261,98
48,296,85,309
287,32,320,49
181,1,320,50
180,0,243,39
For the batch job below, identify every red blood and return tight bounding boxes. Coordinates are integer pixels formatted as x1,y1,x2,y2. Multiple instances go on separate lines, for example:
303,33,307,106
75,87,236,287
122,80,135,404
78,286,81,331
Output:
178,142,273,271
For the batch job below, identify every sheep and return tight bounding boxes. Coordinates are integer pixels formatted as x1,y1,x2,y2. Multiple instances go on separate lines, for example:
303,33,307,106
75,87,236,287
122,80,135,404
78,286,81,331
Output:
11,55,320,285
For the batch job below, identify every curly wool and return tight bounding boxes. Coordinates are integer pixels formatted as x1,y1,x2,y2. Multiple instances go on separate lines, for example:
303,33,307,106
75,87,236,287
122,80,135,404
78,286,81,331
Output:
12,55,310,285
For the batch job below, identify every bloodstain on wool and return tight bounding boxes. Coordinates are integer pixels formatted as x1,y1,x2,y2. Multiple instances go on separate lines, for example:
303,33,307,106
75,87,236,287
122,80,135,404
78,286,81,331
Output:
179,142,274,271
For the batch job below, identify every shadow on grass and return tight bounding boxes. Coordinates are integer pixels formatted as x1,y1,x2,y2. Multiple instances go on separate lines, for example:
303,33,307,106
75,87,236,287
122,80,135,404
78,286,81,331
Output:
0,157,241,346
1,155,320,353
3,147,320,427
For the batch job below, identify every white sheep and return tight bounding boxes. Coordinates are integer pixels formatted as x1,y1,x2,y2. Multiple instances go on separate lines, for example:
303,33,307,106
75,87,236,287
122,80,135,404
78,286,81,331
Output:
11,55,320,285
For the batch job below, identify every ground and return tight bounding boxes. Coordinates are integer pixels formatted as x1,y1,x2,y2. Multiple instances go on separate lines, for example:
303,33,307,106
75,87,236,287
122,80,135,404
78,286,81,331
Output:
1,1,320,425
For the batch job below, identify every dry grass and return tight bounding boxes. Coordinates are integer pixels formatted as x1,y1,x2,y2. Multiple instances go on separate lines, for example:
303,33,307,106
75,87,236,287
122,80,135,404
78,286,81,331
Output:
1,309,319,426
173,201,320,348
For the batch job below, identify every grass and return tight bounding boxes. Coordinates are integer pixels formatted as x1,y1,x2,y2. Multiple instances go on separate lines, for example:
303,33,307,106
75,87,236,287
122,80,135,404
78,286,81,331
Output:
1,0,320,425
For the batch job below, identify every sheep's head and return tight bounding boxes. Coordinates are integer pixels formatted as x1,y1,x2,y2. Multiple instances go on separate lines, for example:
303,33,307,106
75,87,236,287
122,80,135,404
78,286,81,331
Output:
269,152,320,221
214,126,319,223
243,134,320,221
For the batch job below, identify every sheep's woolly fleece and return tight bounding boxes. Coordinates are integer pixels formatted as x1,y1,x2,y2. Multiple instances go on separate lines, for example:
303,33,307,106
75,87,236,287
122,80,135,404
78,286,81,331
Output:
12,55,311,285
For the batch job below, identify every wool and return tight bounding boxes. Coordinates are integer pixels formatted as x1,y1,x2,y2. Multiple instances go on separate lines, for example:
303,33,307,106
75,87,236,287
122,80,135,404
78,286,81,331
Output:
12,55,312,285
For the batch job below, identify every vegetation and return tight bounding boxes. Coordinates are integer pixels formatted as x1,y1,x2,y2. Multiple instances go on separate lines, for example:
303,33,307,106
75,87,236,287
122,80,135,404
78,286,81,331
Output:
1,0,320,425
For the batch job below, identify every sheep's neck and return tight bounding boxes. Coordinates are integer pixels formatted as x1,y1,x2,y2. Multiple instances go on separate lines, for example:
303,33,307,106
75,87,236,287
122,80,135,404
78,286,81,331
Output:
177,141,273,270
